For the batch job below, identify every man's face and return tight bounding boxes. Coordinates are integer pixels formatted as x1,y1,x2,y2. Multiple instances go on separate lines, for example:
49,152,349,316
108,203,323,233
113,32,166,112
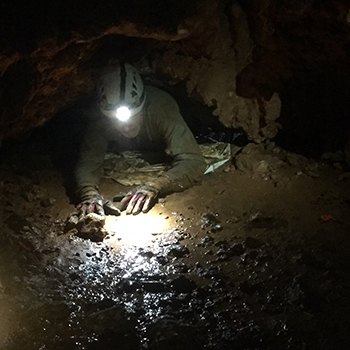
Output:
112,112,143,138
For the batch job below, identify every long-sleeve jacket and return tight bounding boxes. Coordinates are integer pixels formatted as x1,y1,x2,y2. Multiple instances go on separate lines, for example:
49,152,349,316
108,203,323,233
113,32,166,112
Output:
75,86,206,197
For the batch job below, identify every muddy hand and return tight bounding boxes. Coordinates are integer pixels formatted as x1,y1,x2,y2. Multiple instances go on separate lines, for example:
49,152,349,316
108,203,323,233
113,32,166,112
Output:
120,185,159,215
77,193,105,219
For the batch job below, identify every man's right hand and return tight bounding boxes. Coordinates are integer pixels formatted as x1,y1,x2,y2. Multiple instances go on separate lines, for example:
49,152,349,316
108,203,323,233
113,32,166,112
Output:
76,186,121,219
70,190,106,242
77,192,105,219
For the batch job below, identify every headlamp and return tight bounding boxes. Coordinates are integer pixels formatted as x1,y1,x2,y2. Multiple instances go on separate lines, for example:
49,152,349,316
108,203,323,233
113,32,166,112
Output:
115,106,131,122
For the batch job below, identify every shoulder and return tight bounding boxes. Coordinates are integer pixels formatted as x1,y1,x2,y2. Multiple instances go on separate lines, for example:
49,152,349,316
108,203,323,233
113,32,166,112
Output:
145,85,179,111
144,86,183,131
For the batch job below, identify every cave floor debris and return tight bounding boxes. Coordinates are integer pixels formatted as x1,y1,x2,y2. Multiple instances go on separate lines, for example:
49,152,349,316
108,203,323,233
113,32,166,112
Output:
1,142,350,349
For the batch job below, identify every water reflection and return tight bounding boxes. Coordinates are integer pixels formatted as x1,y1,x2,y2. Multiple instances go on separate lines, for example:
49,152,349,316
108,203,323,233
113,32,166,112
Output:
104,208,176,247
2,209,185,348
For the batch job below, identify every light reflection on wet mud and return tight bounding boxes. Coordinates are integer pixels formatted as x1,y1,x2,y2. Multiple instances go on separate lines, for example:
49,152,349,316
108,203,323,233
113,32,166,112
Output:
1,210,189,349
1,187,350,349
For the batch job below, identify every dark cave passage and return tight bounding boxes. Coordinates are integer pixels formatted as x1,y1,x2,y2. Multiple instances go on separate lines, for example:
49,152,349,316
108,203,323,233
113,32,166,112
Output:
275,66,350,164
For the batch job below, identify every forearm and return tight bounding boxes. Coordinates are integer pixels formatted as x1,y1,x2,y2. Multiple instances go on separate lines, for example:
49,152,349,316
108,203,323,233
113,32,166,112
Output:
75,148,106,201
75,159,103,194
145,155,206,196
74,119,108,199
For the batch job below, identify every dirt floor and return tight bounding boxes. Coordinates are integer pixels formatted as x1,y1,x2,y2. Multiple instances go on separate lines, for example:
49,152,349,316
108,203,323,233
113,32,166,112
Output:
0,137,350,349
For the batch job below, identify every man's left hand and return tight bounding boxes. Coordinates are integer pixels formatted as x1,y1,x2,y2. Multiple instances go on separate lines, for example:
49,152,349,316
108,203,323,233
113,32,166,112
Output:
120,185,159,215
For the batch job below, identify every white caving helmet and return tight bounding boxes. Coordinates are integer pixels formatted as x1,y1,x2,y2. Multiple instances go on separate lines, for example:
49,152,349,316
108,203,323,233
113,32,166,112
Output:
97,63,146,122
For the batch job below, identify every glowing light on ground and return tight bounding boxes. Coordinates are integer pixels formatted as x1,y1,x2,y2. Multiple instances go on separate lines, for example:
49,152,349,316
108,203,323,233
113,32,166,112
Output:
104,209,175,247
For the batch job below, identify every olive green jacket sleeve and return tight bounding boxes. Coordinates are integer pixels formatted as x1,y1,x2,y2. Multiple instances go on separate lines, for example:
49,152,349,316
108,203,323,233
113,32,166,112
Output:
145,87,207,195
74,113,108,196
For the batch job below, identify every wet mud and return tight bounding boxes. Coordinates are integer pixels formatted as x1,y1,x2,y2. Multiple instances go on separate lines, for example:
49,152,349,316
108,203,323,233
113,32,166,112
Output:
1,141,350,349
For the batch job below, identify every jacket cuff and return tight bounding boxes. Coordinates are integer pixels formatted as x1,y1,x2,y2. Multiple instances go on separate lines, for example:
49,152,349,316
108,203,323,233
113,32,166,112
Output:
77,185,100,201
145,175,184,196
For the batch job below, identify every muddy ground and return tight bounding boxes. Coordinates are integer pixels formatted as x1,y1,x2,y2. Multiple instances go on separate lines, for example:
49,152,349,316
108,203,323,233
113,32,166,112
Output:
0,136,350,350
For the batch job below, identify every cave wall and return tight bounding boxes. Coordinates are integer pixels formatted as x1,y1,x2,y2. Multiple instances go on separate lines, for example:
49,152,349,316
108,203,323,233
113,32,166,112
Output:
236,0,350,154
0,0,205,140
157,1,281,142
0,0,349,144
236,0,350,96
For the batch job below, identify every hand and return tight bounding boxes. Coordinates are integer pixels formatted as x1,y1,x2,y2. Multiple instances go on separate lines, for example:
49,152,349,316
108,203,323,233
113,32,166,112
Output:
77,196,121,219
120,185,159,215
77,192,105,219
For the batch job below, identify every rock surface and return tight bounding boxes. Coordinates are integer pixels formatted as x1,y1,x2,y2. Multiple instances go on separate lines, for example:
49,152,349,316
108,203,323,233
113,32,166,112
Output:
1,1,348,145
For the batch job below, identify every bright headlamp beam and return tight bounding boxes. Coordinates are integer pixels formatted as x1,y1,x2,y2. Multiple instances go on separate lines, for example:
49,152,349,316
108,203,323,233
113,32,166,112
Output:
115,106,131,122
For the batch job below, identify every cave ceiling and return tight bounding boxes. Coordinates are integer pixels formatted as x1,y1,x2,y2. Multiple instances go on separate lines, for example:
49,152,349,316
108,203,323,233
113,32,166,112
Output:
0,0,349,142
